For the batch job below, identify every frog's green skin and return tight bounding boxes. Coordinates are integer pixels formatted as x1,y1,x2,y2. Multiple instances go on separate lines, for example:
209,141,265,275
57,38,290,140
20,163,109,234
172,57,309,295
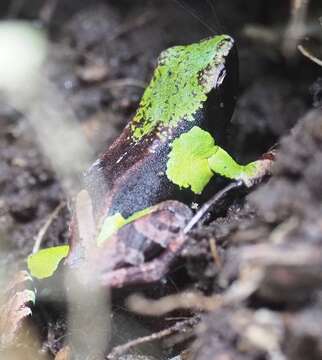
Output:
69,35,269,261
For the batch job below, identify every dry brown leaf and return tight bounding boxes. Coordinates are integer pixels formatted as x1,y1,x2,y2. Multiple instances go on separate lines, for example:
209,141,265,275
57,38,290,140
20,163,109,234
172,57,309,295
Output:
0,270,35,348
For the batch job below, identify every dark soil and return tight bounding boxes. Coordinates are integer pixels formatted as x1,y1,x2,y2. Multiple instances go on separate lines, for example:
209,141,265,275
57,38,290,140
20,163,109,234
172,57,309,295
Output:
1,0,322,359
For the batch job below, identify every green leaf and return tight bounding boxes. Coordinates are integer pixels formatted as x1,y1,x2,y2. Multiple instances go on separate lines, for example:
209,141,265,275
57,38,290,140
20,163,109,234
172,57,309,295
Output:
166,126,217,194
96,213,126,246
27,245,69,279
126,206,153,223
96,207,154,246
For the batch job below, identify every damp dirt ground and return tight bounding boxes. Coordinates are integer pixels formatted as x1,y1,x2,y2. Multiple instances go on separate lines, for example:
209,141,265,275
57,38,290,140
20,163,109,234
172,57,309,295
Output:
1,1,322,359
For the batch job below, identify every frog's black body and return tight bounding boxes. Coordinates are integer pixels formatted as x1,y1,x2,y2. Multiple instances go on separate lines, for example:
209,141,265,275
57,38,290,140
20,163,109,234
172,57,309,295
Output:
85,47,238,222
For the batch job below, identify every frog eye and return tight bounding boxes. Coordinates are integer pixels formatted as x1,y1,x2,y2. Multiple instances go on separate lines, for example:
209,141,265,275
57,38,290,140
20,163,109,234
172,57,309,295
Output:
200,63,227,91
213,63,226,89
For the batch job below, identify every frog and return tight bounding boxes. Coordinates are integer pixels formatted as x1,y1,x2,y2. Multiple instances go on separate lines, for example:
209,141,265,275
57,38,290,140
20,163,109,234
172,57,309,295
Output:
28,35,274,287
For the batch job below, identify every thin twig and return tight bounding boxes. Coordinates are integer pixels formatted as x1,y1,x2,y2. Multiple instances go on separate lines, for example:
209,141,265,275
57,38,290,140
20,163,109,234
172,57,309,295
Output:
283,0,310,56
107,316,200,359
183,180,243,234
298,44,322,66
127,292,222,316
209,238,222,268
32,201,65,253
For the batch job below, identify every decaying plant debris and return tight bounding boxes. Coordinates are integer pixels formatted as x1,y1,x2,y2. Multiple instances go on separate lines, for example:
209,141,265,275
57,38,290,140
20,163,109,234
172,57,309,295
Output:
0,0,322,359
187,108,322,360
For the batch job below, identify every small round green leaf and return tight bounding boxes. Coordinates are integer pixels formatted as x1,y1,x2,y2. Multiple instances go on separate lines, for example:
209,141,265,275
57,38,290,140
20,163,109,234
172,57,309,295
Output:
96,207,153,246
27,245,69,279
96,213,126,246
166,126,217,194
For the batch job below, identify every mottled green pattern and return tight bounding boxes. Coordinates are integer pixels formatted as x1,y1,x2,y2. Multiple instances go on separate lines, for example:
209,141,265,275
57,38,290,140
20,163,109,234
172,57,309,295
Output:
131,35,233,140
166,126,262,194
